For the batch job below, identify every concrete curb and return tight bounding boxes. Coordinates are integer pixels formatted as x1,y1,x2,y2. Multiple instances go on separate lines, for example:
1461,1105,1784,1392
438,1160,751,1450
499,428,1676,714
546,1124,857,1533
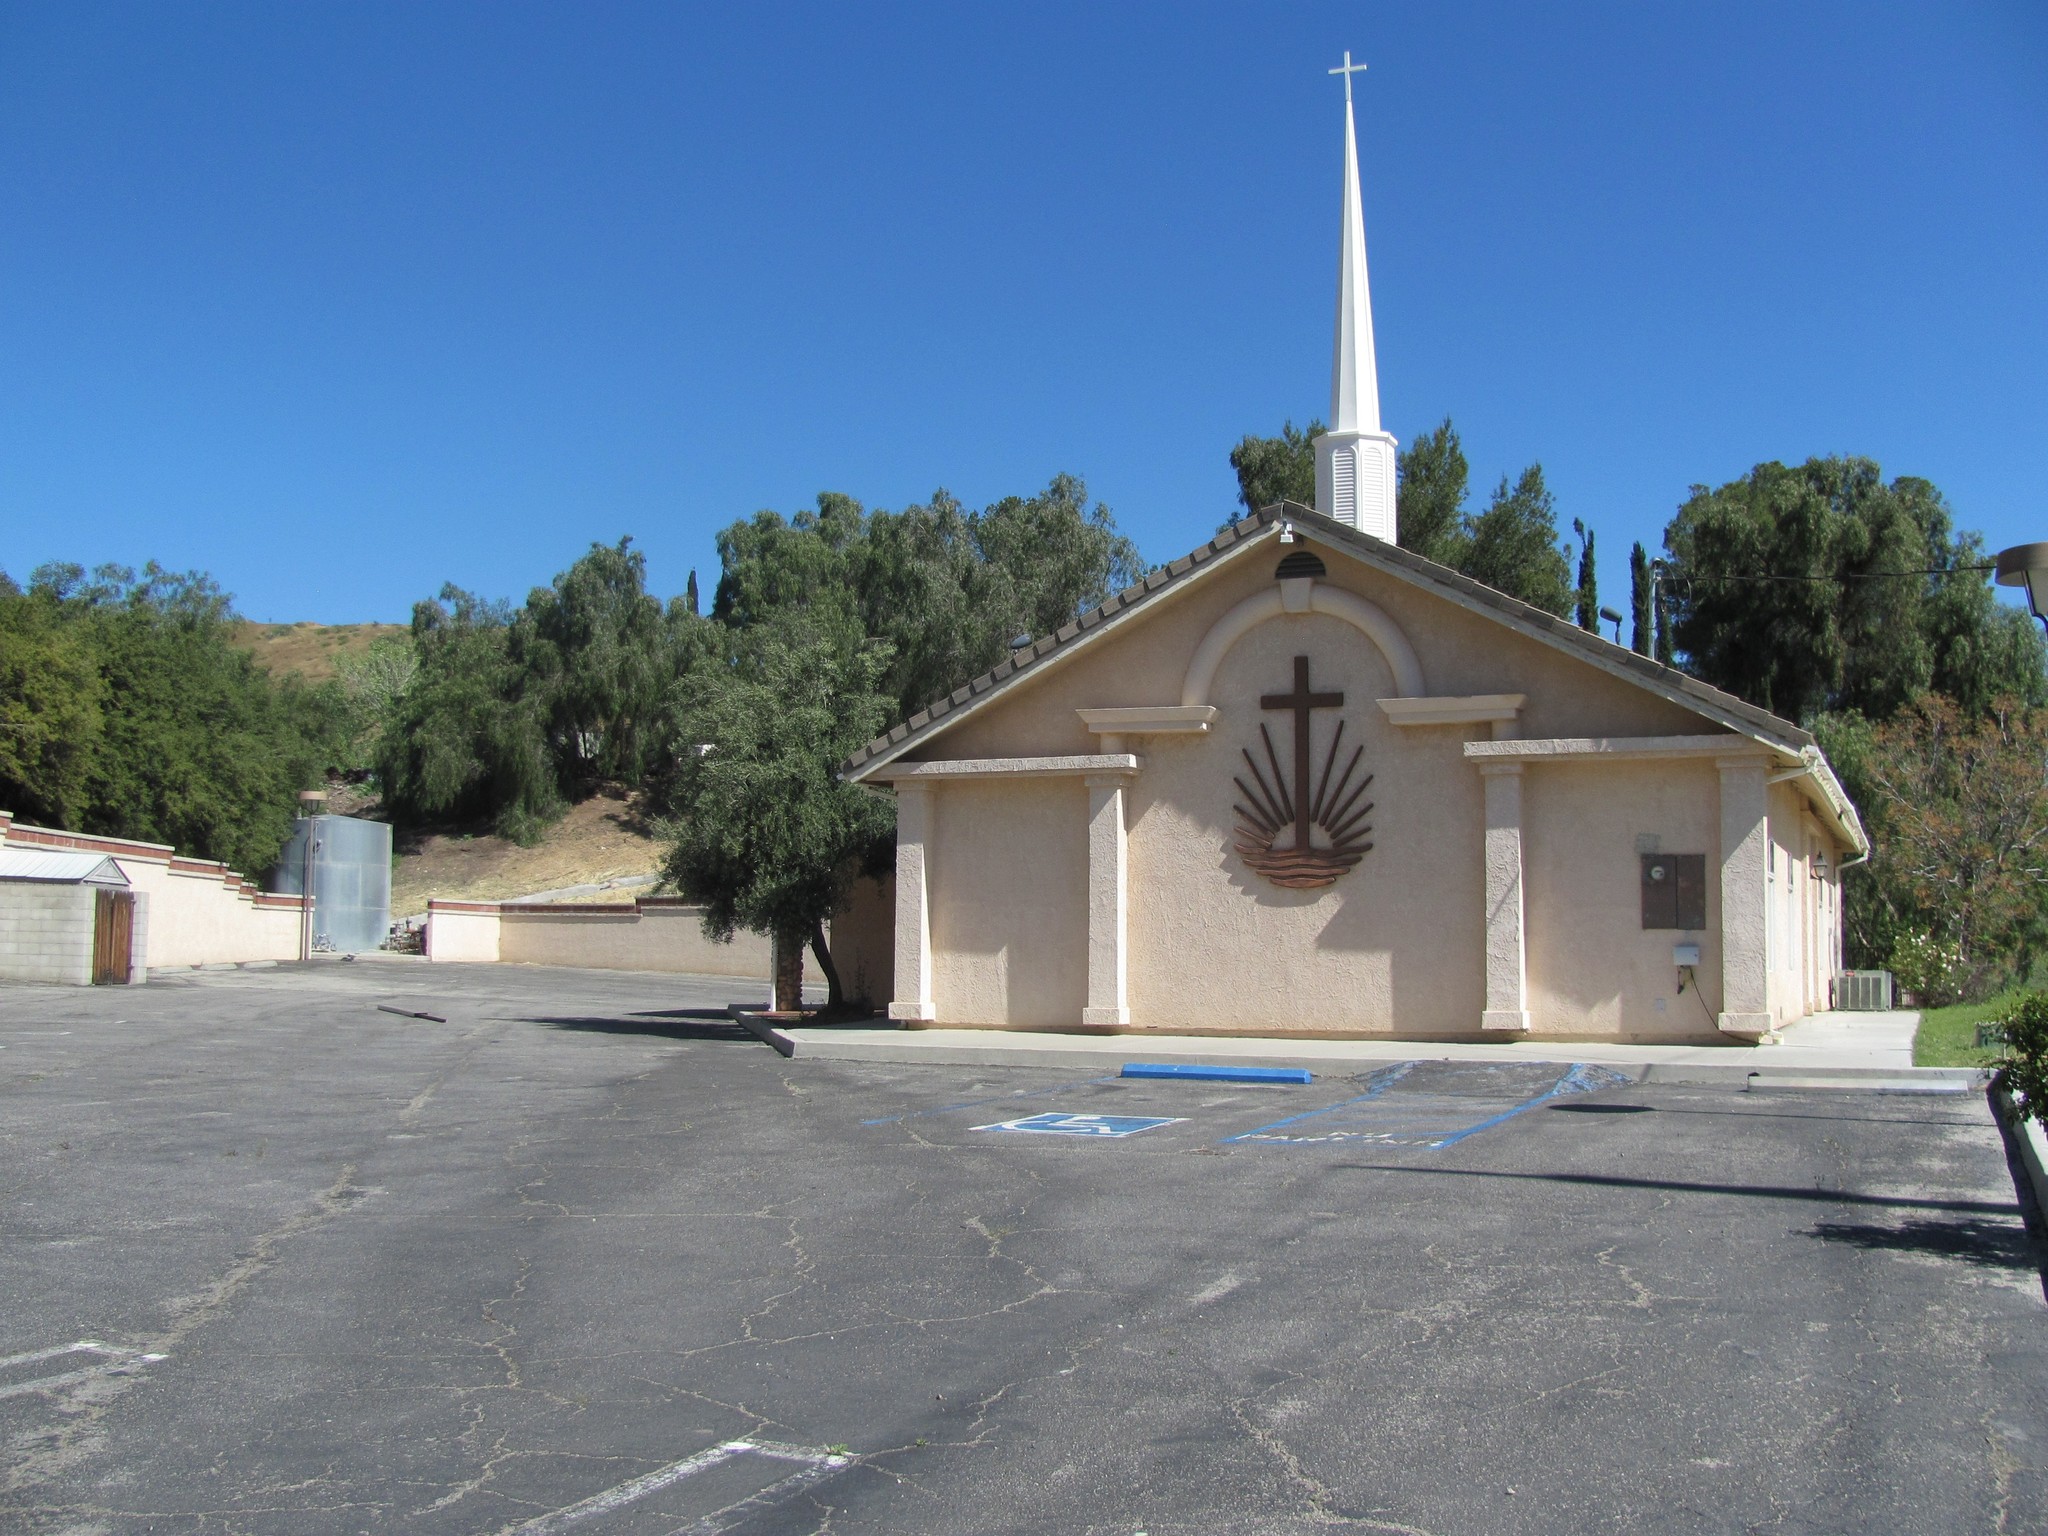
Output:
727,1007,797,1058
1991,1084,2048,1224
1643,1064,1980,1091
764,1030,1981,1089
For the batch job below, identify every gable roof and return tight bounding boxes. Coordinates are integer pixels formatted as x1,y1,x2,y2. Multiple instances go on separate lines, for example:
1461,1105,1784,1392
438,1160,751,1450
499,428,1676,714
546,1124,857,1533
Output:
843,502,1866,851
0,848,130,886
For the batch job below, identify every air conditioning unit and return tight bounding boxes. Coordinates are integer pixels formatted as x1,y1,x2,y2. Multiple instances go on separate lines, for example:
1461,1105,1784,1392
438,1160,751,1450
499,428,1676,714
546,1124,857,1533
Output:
1834,971,1893,1011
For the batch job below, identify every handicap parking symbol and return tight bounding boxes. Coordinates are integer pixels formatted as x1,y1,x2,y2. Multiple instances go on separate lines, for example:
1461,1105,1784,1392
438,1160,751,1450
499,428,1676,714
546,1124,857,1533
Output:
974,1112,1185,1138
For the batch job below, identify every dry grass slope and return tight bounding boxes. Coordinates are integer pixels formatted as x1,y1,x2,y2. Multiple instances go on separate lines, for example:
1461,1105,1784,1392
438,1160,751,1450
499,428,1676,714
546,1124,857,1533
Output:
390,787,668,917
231,621,406,683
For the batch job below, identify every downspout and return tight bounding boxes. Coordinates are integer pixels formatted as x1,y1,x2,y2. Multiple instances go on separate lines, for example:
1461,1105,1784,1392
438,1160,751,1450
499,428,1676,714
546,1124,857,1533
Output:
1775,747,1870,870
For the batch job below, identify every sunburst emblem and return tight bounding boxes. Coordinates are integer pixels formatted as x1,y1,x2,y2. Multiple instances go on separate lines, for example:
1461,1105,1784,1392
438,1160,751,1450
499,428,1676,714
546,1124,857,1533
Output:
1232,655,1374,889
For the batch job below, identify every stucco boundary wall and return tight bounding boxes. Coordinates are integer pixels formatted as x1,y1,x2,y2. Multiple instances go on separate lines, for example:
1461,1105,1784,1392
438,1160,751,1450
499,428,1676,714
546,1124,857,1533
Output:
426,879,897,1005
0,811,304,970
426,897,793,980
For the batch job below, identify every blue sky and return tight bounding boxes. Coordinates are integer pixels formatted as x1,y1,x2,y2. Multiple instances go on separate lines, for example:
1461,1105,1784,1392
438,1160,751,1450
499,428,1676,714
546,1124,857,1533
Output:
2,2,2043,624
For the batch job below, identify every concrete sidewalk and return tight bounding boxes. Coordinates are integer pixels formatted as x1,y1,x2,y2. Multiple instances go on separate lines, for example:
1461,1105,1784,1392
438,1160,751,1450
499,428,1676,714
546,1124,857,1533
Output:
768,1008,1971,1087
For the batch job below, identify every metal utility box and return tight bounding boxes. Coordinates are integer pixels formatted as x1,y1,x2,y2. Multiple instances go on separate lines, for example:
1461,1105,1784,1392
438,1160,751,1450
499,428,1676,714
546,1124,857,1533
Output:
1640,853,1706,930
1834,970,1893,1011
271,815,392,955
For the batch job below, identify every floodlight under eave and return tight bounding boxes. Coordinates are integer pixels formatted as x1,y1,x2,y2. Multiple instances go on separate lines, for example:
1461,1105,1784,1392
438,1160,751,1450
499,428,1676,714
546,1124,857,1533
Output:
1994,543,2048,631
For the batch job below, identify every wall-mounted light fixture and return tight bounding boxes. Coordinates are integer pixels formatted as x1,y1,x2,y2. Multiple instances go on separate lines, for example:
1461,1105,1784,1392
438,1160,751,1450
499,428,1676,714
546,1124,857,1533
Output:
1994,543,2048,633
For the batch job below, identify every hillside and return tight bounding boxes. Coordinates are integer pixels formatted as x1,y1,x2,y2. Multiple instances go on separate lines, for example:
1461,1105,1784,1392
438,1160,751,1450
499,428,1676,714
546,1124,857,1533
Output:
389,786,668,917
232,620,406,683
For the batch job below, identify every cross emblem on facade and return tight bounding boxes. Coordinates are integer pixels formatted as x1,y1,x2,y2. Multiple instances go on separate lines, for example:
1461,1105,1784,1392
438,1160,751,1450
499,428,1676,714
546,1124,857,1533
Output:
1262,656,1345,854
1233,654,1374,888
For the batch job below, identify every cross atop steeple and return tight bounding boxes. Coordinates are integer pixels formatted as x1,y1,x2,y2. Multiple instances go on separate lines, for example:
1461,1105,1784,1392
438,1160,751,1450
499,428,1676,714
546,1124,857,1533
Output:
1328,50,1367,105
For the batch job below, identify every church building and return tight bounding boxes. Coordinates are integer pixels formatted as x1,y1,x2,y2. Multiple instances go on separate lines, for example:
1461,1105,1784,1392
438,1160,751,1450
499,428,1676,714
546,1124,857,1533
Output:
839,62,1865,1044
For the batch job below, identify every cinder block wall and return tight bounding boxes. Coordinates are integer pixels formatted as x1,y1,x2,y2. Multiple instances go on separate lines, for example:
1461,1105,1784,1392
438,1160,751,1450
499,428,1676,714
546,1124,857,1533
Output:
0,884,97,985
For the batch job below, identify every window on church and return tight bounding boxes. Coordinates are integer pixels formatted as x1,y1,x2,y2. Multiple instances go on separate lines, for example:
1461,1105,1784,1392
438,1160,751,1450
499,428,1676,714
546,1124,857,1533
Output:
1641,854,1706,930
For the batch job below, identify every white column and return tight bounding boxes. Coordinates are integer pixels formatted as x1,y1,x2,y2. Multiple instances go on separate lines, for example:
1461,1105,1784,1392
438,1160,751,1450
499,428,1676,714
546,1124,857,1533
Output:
1082,773,1130,1027
888,781,935,1022
1480,762,1531,1032
1717,759,1772,1039
126,890,149,986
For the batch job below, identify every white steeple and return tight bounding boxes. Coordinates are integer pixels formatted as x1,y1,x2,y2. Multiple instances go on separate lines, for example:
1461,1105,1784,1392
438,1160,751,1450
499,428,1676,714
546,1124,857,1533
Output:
1314,52,1399,542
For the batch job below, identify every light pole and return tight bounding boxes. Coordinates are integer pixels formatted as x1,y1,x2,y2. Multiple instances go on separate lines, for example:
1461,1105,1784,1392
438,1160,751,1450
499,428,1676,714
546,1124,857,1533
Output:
1994,543,2048,633
297,788,325,961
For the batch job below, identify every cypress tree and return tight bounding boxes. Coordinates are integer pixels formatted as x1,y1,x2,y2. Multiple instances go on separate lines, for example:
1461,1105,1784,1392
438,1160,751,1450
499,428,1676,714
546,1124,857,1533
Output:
1629,542,1653,656
1573,519,1598,631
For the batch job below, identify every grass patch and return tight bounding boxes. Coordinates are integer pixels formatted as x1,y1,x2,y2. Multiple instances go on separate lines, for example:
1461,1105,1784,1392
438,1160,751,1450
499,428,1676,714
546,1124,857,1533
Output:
1914,991,2020,1068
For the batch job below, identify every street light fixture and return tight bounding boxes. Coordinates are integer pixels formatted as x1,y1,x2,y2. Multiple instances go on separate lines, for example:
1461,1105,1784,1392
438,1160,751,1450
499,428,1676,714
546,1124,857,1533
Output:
1994,543,2048,633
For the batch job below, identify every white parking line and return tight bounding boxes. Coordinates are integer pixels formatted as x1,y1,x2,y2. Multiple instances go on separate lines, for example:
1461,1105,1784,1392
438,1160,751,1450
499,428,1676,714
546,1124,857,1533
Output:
675,1452,851,1535
0,1340,167,1400
508,1440,852,1535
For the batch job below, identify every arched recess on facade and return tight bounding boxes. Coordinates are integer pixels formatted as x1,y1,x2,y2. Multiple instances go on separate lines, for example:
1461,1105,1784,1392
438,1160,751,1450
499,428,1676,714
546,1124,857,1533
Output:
1179,585,1425,706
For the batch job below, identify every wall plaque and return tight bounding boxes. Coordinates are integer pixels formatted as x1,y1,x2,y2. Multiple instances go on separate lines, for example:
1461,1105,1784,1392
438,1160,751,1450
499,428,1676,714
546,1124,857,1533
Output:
1232,656,1374,889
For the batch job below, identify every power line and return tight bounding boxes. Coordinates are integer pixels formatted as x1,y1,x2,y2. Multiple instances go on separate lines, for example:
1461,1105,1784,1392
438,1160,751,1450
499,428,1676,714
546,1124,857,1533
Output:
1655,564,1996,586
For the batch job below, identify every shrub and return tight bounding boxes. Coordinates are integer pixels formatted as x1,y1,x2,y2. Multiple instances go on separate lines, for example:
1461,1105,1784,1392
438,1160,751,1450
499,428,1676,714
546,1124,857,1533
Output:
1889,930,1968,1006
1994,991,2048,1125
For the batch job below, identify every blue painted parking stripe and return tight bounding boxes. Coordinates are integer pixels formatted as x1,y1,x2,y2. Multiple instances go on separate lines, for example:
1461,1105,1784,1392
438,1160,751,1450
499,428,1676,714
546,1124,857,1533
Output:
1121,1062,1314,1085
1424,1063,1619,1148
861,1074,1121,1126
1220,1061,1416,1142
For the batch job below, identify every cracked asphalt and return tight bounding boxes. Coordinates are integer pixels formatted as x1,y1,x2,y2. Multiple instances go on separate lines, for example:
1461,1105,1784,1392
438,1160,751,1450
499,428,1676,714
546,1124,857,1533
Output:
2,961,2045,1535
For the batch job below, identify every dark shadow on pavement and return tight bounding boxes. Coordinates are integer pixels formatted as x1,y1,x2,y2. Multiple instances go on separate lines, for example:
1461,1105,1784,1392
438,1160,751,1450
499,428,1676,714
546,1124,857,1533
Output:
521,1008,759,1045
1808,1215,2046,1278
1345,1165,2024,1217
1549,1103,1656,1114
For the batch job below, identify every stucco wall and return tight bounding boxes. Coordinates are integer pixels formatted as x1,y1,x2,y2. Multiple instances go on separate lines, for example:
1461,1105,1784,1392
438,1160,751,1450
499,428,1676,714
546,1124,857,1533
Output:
0,818,304,970
1763,780,1845,1024
0,883,97,985
501,901,777,976
924,541,1720,764
829,876,895,1010
426,904,503,962
119,861,303,967
427,897,824,982
1118,609,1474,1032
1522,759,1724,1040
929,779,1088,1027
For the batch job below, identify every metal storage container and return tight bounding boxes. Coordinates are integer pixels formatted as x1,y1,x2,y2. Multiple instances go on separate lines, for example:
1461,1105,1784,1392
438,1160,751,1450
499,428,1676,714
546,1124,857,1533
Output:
271,815,393,955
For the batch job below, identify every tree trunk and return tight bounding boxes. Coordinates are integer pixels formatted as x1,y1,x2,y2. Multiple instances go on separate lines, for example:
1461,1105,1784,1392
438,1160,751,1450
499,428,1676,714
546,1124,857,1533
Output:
773,928,805,1014
810,919,844,1011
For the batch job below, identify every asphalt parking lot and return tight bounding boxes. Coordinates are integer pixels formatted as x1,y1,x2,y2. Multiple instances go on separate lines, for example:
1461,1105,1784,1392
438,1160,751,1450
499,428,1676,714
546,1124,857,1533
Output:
3,962,2045,1535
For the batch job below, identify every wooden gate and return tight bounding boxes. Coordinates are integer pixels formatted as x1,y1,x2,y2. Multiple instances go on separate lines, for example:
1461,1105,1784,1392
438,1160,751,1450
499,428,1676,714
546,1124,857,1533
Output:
92,889,134,985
